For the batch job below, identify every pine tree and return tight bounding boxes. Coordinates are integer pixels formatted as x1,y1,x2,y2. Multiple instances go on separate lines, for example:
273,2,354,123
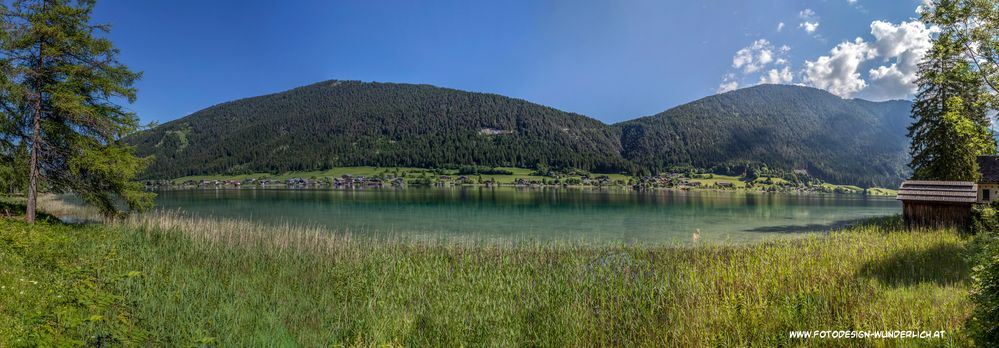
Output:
0,0,153,222
908,26,996,181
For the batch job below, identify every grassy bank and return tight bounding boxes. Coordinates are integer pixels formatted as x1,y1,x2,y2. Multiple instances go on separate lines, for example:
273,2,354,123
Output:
0,207,974,346
0,211,145,345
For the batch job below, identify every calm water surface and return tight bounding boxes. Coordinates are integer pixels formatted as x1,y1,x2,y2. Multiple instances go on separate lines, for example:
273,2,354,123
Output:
152,187,901,243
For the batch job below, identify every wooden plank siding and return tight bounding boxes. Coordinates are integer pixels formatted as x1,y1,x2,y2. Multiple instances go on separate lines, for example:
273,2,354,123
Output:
897,181,976,230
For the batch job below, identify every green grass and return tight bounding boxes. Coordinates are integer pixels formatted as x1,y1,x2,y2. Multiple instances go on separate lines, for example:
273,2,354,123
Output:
690,174,748,188
867,187,900,196
0,217,146,345
1,202,975,346
820,183,865,193
752,176,791,185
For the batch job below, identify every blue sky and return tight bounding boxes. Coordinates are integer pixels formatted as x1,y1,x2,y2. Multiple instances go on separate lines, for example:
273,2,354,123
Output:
91,0,931,124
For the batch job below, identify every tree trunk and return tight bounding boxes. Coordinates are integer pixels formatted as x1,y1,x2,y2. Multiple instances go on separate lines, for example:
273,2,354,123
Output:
26,102,40,223
26,33,44,224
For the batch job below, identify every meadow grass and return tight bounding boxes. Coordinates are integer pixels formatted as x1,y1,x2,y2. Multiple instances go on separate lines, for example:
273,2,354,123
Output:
105,213,970,346
0,197,975,346
689,174,749,188
0,215,145,346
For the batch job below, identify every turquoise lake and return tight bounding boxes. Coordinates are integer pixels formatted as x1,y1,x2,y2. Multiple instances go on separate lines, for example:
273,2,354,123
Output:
151,188,901,244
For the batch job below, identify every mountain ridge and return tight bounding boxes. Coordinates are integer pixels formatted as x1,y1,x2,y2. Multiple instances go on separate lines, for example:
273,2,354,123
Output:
615,84,911,187
127,81,912,186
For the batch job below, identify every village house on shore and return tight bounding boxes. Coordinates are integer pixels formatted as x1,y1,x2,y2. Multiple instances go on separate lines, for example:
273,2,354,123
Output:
978,155,999,203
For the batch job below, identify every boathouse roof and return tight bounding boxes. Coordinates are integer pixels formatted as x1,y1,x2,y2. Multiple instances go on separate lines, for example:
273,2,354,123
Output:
896,180,977,204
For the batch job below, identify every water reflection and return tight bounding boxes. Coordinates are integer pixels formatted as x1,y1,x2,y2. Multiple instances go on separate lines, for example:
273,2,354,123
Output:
153,187,900,244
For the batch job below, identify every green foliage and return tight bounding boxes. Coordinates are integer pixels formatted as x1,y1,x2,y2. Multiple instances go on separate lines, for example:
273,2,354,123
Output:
934,97,995,181
67,138,153,218
966,204,999,347
969,229,999,346
909,15,997,181
0,0,155,218
973,205,999,236
0,217,148,345
616,84,912,187
933,0,999,109
0,142,28,194
456,165,513,175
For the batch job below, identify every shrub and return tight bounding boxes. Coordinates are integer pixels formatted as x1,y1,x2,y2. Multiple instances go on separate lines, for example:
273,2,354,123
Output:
972,206,999,235
969,231,999,346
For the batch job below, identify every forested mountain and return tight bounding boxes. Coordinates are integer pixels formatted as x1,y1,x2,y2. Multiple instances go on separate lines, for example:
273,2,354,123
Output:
127,81,913,187
127,80,632,179
615,84,912,187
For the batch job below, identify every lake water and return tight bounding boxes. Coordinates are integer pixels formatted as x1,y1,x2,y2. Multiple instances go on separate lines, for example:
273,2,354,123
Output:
152,188,901,244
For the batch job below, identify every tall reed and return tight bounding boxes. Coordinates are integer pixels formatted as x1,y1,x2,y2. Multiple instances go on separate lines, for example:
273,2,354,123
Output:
103,212,973,346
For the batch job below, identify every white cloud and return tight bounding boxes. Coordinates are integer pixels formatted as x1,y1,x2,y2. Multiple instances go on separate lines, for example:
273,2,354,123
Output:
720,40,793,91
862,20,939,99
865,65,911,99
800,22,819,33
715,4,937,99
732,39,783,73
717,74,739,93
759,66,794,84
794,11,939,100
848,0,858,3
798,8,820,34
777,22,785,32
802,38,877,97
869,20,936,60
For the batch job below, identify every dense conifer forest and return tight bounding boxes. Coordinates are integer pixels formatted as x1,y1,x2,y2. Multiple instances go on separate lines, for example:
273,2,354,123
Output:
127,81,913,186
617,84,912,187
128,80,632,179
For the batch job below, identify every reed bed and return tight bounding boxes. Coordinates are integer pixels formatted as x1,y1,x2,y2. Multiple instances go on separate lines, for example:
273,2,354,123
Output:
96,212,973,346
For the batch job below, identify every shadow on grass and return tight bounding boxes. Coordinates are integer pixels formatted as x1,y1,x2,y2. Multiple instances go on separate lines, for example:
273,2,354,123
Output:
742,218,869,234
0,200,62,223
859,243,970,287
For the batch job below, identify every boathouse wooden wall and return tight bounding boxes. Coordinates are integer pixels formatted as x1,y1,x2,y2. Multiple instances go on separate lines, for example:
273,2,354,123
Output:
897,180,977,231
901,201,972,230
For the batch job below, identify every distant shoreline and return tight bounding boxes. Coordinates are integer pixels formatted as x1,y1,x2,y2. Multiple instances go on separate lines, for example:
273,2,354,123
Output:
144,166,901,197
144,182,899,197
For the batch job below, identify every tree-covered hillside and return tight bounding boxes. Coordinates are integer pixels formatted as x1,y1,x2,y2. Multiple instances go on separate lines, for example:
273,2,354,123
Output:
128,81,913,187
615,84,912,187
128,80,632,179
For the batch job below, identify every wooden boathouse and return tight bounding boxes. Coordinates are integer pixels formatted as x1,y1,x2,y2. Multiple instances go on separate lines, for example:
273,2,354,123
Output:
897,180,977,230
